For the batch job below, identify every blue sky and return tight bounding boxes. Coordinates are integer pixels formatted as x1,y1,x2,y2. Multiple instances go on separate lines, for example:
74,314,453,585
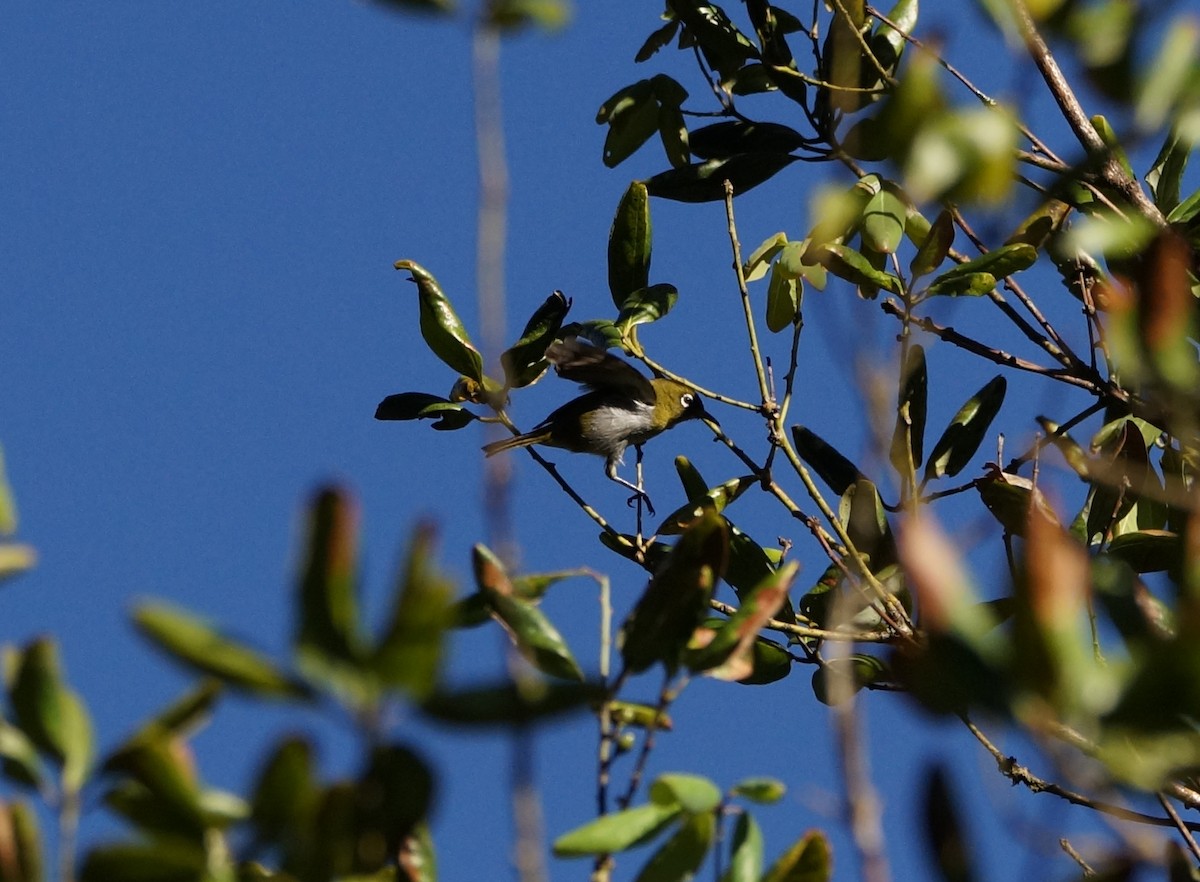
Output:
0,2,1179,880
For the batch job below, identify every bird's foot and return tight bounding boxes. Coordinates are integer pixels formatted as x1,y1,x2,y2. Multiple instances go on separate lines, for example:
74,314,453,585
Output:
626,490,656,516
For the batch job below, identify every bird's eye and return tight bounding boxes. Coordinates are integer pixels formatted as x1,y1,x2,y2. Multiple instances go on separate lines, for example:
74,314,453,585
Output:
681,393,694,407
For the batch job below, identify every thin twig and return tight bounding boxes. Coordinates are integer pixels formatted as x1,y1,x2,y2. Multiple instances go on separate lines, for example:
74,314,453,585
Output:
723,182,773,409
1059,838,1096,877
1159,793,1200,863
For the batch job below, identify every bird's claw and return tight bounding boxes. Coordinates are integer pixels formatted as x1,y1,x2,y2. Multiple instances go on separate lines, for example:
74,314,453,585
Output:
626,491,656,516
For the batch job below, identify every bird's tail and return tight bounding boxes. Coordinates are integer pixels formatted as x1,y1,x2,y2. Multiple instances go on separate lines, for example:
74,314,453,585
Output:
482,430,551,457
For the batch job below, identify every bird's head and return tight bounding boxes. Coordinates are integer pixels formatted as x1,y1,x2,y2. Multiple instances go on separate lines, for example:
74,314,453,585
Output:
649,378,709,431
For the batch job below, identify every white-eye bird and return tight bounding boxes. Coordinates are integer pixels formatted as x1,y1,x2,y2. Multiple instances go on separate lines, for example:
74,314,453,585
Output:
482,338,709,512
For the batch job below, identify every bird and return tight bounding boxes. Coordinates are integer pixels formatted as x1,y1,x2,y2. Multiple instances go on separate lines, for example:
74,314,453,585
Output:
482,338,709,513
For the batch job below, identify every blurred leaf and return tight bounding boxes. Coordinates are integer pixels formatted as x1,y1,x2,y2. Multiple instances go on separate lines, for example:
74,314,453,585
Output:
688,121,808,160
1135,20,1199,131
735,635,793,685
910,210,954,279
10,637,92,791
720,812,763,882
103,732,211,836
732,778,786,804
889,344,927,474
644,153,798,203
0,544,36,584
635,811,714,882
923,765,977,882
924,376,1007,481
791,426,864,495
778,240,827,289
295,487,361,676
862,182,908,254
608,700,673,730
374,524,454,700
553,802,681,856
0,447,17,536
374,392,478,431
374,0,454,11
620,508,728,673
905,106,1018,205
762,829,831,882
810,243,901,295
355,744,435,870
0,717,45,791
501,291,571,388
422,680,603,726
141,680,222,738
485,0,570,30
80,839,208,882
249,736,317,853
476,545,583,682
609,181,653,310
134,602,309,699
617,284,679,334
398,822,438,882
3,800,41,882
649,773,722,814
395,260,483,382
811,654,888,705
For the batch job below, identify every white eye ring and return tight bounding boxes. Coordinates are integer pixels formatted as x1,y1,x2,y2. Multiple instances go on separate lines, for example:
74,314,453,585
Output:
681,393,694,407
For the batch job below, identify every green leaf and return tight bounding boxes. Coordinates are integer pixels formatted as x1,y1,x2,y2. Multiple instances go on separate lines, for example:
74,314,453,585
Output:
620,508,728,673
477,545,584,682
617,284,679,334
10,638,93,791
861,182,907,254
6,801,41,882
732,778,786,804
644,153,798,203
103,732,209,836
636,19,681,63
249,736,317,850
355,745,435,869
1106,529,1180,574
501,290,571,388
609,184,653,309
924,376,1007,482
685,562,798,678
373,524,454,700
554,802,682,857
1147,129,1190,215
762,829,832,882
294,486,361,675
649,772,722,814
810,243,902,295
636,812,714,882
812,654,889,705
374,392,477,431
600,80,660,168
657,102,690,169
674,456,710,501
889,344,927,473
656,475,756,535
766,261,802,332
485,0,570,30
395,260,484,382
422,681,603,726
688,121,808,160
743,232,788,283
719,812,763,882
0,717,45,791
923,766,977,882
791,426,864,495
909,210,954,279
80,840,208,882
928,242,1036,290
669,2,759,81
1135,20,1199,131
925,272,996,297
134,602,310,699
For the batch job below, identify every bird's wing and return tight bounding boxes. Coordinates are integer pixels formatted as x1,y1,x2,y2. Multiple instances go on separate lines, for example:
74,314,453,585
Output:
546,338,655,405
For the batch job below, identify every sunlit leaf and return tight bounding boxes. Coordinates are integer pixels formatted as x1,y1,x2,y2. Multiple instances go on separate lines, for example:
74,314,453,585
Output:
924,376,1007,482
762,829,832,882
553,802,682,856
395,260,484,382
